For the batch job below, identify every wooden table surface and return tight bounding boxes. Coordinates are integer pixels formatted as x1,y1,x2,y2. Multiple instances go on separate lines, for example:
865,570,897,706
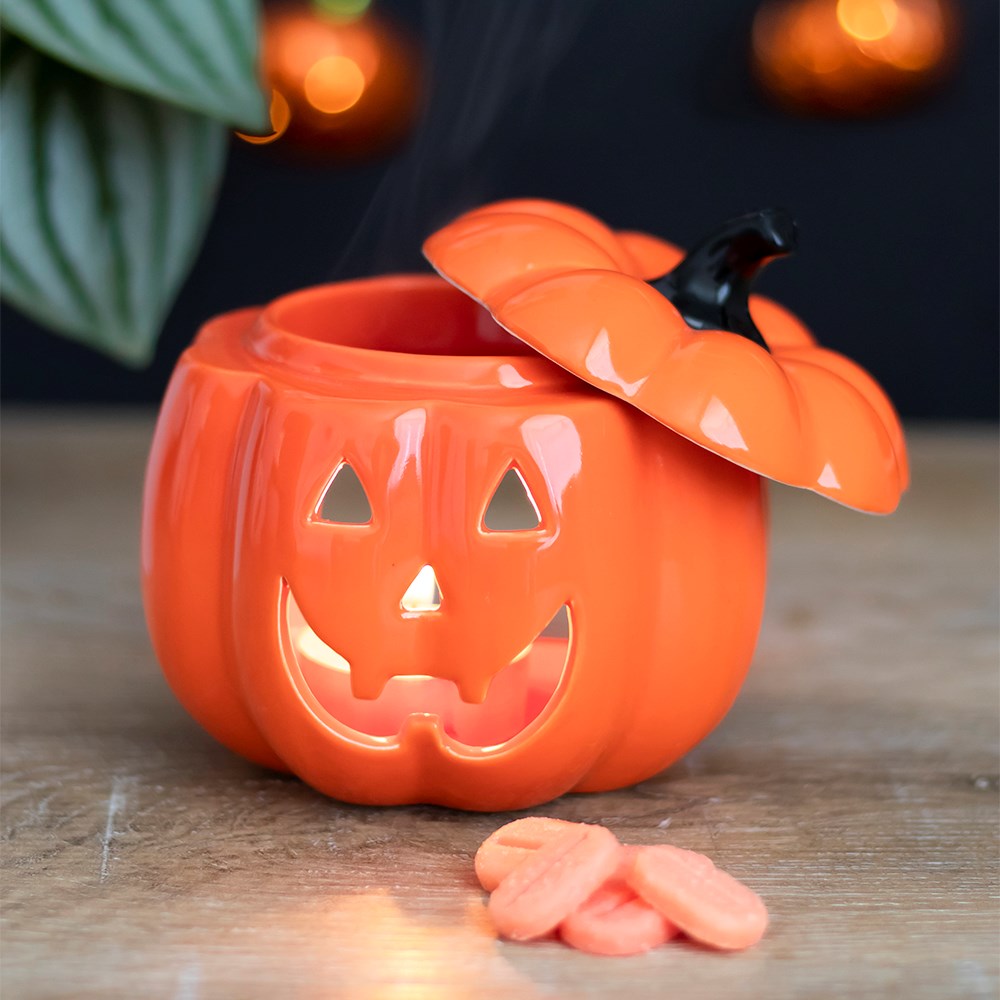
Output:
2,412,997,1000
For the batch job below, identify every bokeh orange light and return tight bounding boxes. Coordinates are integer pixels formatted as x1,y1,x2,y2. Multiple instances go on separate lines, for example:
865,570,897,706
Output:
236,89,292,145
303,55,366,113
752,0,958,116
249,2,420,160
836,0,899,41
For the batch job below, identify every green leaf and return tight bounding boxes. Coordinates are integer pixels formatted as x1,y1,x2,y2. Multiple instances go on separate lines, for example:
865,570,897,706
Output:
0,0,267,131
0,39,228,367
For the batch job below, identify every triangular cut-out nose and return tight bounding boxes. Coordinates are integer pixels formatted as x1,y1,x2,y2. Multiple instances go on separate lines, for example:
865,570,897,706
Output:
400,564,443,613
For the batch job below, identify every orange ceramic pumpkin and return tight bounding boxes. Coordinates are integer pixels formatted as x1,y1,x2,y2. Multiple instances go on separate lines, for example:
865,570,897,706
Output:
142,276,767,810
143,200,905,811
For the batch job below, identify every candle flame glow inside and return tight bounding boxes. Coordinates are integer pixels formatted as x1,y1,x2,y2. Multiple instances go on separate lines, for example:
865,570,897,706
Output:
400,565,442,614
295,623,534,676
297,627,351,672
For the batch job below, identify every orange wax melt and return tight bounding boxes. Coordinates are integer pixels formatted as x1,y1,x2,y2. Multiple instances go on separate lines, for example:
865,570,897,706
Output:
477,818,769,956
629,844,769,951
488,824,623,941
475,816,580,891
560,873,679,957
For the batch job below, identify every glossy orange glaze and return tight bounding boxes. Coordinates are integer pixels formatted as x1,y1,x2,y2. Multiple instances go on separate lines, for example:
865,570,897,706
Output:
424,199,908,514
142,275,767,810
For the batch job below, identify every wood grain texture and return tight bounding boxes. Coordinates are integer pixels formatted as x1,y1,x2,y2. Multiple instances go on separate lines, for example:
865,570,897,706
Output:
2,412,997,1000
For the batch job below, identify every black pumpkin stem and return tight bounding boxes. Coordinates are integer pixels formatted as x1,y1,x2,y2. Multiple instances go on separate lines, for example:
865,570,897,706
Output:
650,208,798,352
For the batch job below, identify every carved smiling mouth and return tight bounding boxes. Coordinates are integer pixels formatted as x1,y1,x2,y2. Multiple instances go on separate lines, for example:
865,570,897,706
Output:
280,583,572,749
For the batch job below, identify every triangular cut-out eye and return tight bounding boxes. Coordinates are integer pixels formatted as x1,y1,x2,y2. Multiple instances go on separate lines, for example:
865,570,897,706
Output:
316,463,372,524
483,467,541,531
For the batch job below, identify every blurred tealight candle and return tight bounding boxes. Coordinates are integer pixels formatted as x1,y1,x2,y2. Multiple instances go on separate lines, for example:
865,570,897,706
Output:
238,1,420,159
751,0,958,116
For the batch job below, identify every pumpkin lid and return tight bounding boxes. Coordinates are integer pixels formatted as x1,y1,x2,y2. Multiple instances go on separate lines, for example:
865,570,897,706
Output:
423,199,908,514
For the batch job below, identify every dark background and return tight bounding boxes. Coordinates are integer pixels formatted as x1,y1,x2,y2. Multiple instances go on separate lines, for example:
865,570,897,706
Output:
2,0,997,418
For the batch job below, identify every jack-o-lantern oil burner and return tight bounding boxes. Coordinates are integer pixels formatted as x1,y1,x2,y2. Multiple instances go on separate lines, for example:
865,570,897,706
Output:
142,200,907,811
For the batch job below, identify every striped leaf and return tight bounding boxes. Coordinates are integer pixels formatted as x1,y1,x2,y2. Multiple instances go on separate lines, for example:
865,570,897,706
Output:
0,39,227,366
0,0,267,132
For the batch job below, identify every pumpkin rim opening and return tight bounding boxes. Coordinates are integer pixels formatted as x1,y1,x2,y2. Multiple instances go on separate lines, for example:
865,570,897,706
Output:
265,274,539,358
249,274,579,394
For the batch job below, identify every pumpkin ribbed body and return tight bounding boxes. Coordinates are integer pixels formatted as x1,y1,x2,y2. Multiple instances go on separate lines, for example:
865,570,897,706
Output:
142,275,767,810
